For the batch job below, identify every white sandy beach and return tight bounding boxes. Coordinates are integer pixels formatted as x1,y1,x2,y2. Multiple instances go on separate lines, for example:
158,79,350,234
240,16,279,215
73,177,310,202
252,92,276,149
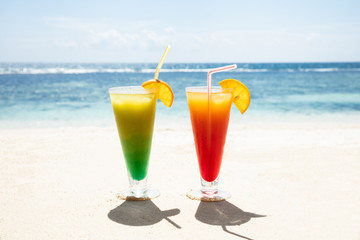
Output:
1,116,360,240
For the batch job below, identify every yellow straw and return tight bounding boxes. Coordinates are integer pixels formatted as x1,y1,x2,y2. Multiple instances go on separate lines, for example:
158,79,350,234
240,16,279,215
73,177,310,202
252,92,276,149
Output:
154,45,171,80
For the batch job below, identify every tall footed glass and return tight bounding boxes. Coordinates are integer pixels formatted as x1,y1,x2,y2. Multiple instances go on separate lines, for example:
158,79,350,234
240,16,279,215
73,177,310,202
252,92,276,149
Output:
109,86,159,200
186,87,233,201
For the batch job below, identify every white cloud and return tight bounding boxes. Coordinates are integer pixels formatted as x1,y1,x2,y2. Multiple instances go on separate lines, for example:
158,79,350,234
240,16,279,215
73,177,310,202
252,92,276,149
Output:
92,29,137,46
41,18,360,62
142,30,166,45
46,17,174,50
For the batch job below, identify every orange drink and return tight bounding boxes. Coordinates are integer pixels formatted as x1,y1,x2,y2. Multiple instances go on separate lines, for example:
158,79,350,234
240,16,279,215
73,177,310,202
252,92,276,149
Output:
185,64,250,201
186,87,232,182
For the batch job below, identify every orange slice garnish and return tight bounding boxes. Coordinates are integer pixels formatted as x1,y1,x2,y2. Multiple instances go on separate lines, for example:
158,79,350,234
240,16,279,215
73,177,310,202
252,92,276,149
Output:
219,79,250,114
142,79,174,107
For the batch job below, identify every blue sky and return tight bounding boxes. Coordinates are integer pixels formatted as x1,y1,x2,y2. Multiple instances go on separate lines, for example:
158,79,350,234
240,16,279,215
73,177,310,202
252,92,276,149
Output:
1,0,360,62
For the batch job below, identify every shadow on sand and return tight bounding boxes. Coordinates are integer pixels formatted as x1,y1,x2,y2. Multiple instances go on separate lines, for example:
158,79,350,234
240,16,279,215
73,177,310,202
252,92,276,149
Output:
108,200,181,229
195,201,265,239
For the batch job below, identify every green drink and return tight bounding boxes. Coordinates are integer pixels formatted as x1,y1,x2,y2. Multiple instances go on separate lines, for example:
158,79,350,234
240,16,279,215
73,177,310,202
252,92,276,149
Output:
109,86,159,200
108,46,173,200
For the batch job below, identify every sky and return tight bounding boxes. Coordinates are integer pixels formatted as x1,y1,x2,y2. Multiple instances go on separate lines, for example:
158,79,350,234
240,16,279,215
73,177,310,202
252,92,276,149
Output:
1,0,360,63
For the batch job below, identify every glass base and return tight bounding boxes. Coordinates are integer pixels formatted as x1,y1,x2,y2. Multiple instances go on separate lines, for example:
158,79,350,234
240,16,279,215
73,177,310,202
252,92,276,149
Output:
117,188,160,201
186,189,231,201
187,176,231,201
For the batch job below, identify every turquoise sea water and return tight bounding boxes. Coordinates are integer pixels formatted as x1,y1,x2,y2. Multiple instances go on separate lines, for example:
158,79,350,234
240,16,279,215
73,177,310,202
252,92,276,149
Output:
1,62,360,127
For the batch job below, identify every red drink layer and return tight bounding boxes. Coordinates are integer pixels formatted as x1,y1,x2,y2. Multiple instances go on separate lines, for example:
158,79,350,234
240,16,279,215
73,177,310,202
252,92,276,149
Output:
187,88,232,182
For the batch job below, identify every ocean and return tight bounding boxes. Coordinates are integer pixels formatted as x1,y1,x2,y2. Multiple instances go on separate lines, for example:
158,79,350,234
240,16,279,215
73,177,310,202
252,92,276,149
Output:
1,62,360,128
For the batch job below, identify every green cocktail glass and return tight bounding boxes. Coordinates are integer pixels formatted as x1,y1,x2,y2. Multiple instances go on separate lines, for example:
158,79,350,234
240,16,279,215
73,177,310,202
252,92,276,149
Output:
109,86,159,200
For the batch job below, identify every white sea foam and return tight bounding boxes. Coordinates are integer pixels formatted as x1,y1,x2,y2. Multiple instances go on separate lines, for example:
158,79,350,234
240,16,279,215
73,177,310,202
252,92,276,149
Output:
141,68,209,73
286,93,360,103
236,68,268,72
0,67,136,74
142,68,269,73
300,68,339,72
0,66,359,75
284,68,360,73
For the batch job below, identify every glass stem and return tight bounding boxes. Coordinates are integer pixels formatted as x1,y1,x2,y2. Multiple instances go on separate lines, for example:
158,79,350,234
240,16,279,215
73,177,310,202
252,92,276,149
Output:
201,176,219,195
128,173,148,197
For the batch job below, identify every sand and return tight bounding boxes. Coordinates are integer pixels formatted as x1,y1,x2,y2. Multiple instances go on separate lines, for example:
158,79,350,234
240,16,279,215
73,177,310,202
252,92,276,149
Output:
1,116,360,240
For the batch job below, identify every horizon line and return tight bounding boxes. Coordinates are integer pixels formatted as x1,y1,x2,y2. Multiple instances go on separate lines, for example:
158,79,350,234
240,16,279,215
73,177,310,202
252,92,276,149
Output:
1,61,360,64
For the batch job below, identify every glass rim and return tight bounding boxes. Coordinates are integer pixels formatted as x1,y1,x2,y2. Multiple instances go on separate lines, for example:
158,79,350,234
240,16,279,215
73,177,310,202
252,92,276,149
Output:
185,86,233,93
109,86,156,94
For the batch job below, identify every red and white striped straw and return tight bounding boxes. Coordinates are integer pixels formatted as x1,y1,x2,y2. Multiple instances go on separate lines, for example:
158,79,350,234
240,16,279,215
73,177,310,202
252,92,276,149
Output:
207,64,237,93
206,64,237,144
